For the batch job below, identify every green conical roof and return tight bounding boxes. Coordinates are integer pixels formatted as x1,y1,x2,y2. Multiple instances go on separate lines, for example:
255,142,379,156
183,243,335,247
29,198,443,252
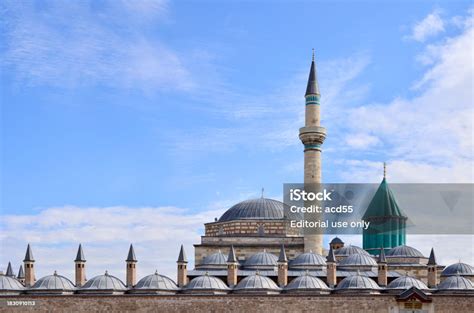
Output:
363,178,407,220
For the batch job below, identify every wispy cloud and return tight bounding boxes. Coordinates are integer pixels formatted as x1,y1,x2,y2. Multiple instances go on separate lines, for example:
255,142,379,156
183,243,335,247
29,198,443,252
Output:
1,0,194,92
338,10,473,183
408,9,445,42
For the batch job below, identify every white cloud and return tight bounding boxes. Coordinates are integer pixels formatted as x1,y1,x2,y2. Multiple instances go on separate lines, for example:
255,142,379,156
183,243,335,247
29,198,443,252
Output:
0,205,223,282
339,11,473,183
409,10,445,42
1,0,194,92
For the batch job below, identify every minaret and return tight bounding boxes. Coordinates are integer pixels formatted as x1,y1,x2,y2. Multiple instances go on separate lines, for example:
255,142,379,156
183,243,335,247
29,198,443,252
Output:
427,248,438,288
23,243,35,287
226,245,238,287
326,246,337,287
177,244,188,287
126,244,137,287
277,245,288,287
74,244,86,287
377,247,388,287
300,50,326,254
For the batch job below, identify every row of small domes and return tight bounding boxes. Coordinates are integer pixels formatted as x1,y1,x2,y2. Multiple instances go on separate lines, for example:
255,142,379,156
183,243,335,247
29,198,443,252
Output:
197,246,474,276
3,271,472,294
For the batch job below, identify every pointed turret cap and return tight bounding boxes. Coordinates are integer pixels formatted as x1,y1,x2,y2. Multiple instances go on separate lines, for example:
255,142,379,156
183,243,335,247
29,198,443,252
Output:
5,262,14,277
75,244,86,262
428,248,437,265
278,244,288,263
362,167,407,220
23,244,34,262
305,50,320,96
17,265,24,279
378,247,387,263
177,244,187,263
326,246,336,263
227,245,238,263
126,244,137,262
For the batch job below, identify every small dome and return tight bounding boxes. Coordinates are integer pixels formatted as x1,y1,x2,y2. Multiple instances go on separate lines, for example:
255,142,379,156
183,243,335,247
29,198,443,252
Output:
198,251,227,269
336,274,381,292
338,254,377,269
132,272,178,293
184,275,229,294
330,237,344,244
234,273,280,293
0,275,24,293
334,245,370,256
244,251,278,269
441,262,474,277
218,198,287,222
386,245,424,258
79,271,126,293
29,272,75,293
284,273,329,292
289,252,326,269
437,275,474,291
387,276,428,290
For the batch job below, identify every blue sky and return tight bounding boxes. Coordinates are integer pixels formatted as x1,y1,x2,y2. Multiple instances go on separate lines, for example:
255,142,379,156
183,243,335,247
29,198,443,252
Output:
1,1,473,279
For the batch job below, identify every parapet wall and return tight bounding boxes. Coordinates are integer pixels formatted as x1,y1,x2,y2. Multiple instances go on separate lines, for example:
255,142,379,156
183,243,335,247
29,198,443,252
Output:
1,294,473,313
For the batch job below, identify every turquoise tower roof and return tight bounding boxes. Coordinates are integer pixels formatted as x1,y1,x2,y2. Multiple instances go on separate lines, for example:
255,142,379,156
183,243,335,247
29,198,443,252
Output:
362,164,408,255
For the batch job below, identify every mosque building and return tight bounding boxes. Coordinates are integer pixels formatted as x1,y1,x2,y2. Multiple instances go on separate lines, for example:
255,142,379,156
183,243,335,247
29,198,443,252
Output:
0,53,473,312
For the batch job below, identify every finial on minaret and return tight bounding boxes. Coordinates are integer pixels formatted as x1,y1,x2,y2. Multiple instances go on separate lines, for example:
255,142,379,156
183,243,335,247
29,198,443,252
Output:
261,187,264,199
383,162,386,179
312,48,315,61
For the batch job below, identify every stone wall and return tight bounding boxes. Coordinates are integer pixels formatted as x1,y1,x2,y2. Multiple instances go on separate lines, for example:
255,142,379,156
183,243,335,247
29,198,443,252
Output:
1,295,472,313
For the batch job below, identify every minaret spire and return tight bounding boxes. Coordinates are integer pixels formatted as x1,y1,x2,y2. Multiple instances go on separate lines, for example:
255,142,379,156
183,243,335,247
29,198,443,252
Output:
305,51,320,96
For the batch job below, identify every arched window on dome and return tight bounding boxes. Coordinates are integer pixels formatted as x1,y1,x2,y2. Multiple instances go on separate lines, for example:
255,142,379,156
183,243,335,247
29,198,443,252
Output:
258,224,265,236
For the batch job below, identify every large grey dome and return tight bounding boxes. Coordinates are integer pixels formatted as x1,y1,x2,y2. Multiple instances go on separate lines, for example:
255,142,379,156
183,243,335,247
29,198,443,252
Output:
441,262,474,277
183,275,229,294
234,273,280,294
284,273,329,293
338,254,377,270
244,251,278,269
289,252,326,269
218,198,287,222
28,272,75,294
79,271,126,294
0,275,24,294
131,271,178,294
437,275,474,291
336,274,380,292
386,245,424,258
387,276,428,290
334,245,370,256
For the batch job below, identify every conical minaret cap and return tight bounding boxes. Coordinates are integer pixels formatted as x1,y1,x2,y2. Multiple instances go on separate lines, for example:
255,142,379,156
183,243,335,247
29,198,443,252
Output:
227,245,238,263
326,246,336,263
278,244,288,263
177,244,187,263
17,265,24,279
428,248,437,265
305,50,321,96
5,262,14,277
75,244,86,262
378,247,387,263
126,244,137,262
23,244,35,262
